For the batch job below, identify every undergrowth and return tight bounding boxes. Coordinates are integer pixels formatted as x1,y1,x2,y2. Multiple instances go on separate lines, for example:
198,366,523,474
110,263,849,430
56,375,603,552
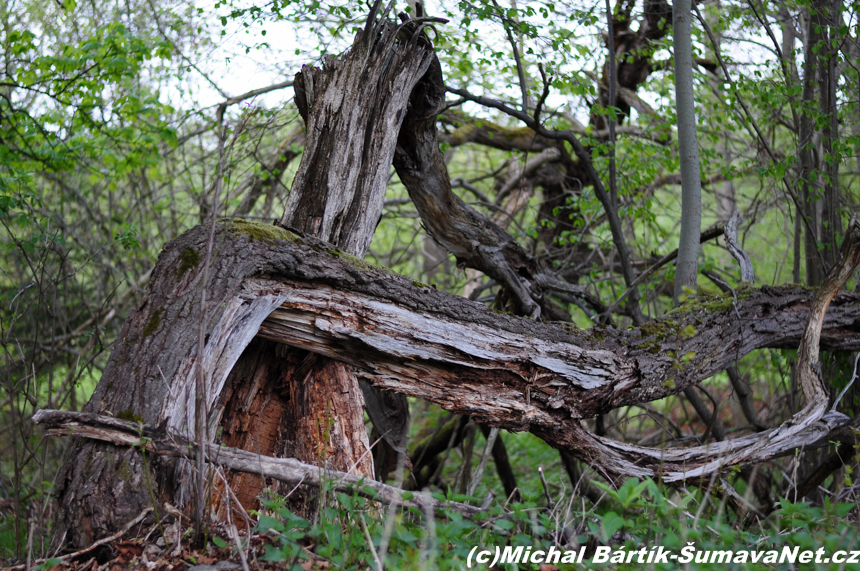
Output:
250,477,860,571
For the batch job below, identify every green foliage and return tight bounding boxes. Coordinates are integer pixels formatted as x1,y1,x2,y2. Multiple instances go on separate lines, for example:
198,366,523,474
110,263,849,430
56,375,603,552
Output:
1,22,176,179
250,478,860,571
255,486,553,571
0,2,190,561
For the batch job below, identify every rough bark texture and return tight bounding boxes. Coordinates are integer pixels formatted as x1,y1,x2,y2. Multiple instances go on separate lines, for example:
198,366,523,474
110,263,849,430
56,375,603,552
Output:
50,8,439,547
283,17,435,255
51,221,287,549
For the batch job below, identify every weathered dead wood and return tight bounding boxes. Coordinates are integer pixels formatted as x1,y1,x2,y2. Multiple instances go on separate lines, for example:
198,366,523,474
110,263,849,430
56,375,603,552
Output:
33,410,483,518
46,217,860,546
250,217,860,481
277,11,448,494
551,216,860,481
724,210,755,283
240,267,860,417
252,274,859,463
284,15,437,254
50,9,447,546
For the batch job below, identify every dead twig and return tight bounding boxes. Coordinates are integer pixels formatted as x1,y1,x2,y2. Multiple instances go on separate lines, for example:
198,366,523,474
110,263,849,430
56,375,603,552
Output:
8,508,154,571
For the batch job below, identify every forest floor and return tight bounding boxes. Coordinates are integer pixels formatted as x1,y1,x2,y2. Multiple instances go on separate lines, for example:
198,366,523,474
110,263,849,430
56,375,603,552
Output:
4,523,333,571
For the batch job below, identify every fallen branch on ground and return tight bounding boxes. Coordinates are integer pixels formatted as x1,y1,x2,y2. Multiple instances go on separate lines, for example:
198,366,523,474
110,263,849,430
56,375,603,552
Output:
32,409,485,518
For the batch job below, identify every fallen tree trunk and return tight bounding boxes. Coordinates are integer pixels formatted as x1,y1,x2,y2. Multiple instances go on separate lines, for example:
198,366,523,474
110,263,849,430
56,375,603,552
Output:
44,212,860,547
249,217,860,481
51,218,860,485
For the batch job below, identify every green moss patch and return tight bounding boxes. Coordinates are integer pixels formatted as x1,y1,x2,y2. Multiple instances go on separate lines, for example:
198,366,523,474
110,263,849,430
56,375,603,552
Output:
176,247,200,278
665,284,753,317
142,308,163,338
224,218,396,275
117,408,144,423
639,319,679,341
225,218,303,246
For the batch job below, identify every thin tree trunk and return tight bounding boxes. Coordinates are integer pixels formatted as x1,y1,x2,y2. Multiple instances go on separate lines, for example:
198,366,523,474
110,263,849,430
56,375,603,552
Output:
672,0,703,303
672,0,709,428
818,0,842,268
800,6,824,286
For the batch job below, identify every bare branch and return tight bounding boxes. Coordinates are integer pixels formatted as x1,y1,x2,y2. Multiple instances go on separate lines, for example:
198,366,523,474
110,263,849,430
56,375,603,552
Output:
603,224,725,317
218,79,294,112
725,210,755,283
447,85,643,322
